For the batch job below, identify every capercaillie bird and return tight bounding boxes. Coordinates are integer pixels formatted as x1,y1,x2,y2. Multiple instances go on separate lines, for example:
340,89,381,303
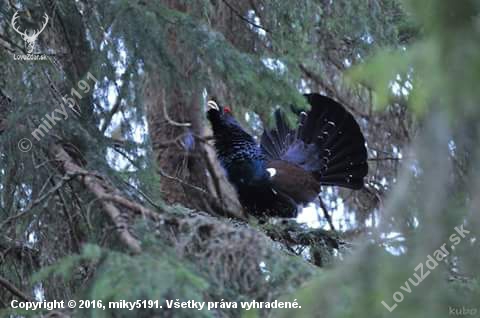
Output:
207,93,368,218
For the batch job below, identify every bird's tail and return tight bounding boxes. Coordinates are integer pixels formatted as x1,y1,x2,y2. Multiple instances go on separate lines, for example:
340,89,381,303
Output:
261,93,368,189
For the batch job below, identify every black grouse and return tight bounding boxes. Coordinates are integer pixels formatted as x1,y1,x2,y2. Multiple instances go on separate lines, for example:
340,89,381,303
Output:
207,93,368,218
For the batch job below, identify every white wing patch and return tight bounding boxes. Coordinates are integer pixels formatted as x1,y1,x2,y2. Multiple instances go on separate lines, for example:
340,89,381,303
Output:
267,168,277,178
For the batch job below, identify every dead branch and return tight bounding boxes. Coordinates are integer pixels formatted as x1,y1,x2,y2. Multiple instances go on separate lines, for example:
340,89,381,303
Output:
162,90,191,127
49,144,142,254
0,275,32,302
221,0,270,33
319,196,335,231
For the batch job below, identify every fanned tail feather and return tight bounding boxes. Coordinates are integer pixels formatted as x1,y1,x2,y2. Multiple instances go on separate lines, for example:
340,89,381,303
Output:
261,93,368,189
260,110,295,159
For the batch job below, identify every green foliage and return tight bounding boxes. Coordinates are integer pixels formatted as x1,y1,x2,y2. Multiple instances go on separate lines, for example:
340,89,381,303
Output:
278,1,480,317
350,0,480,117
99,1,307,117
30,242,210,318
33,244,102,283
2,1,479,318
87,250,210,318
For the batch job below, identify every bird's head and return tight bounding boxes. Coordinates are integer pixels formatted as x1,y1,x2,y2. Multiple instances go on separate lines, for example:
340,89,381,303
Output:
207,99,233,118
206,99,239,129
206,98,258,150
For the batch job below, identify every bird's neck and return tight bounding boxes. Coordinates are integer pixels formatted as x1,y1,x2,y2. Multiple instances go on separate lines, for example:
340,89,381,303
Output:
210,118,269,189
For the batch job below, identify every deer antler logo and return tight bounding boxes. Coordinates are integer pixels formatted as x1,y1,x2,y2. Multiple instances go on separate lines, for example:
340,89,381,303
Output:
11,11,49,54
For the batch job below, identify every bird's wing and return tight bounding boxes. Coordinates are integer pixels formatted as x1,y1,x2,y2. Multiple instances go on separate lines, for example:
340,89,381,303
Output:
260,110,284,160
260,108,301,160
267,160,321,204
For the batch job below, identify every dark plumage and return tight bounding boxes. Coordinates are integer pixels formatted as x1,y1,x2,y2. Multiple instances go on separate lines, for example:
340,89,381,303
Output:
207,94,368,218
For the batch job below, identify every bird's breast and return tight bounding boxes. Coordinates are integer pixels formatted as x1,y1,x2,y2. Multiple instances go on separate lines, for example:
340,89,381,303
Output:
223,159,269,188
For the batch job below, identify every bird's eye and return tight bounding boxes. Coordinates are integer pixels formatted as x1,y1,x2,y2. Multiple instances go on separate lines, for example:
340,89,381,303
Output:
224,106,232,114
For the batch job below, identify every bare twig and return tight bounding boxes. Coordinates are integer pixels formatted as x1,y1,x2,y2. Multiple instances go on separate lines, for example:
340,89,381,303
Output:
0,173,77,229
94,193,160,221
318,196,336,231
368,156,403,161
157,167,209,195
100,62,135,133
0,276,32,302
162,91,191,127
221,0,270,33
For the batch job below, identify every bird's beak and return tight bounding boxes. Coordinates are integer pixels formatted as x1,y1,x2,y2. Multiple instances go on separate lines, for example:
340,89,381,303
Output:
207,100,219,111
